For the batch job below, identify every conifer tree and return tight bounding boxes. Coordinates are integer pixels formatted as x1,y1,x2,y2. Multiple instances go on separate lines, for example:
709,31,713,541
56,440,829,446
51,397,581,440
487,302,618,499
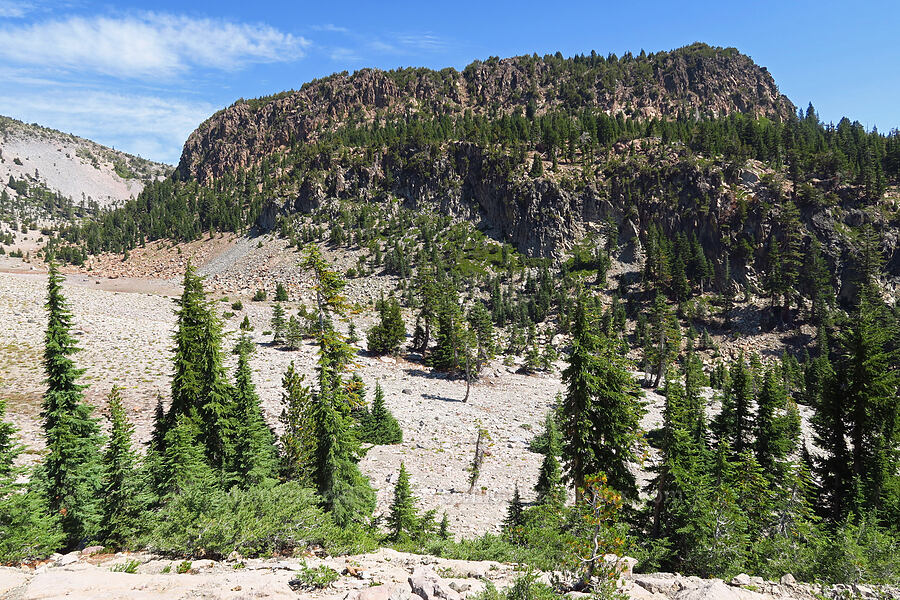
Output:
0,396,62,561
98,386,143,547
367,295,406,355
302,244,375,526
561,303,644,500
39,262,103,548
167,263,237,475
230,337,278,486
831,290,900,517
504,483,525,533
285,315,304,349
534,411,564,505
388,462,418,541
712,353,753,455
271,302,286,343
754,368,793,481
361,382,402,445
154,413,215,500
278,362,312,481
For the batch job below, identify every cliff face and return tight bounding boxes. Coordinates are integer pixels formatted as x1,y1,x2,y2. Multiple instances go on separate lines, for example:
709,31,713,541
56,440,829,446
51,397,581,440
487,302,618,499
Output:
177,44,793,184
167,43,899,293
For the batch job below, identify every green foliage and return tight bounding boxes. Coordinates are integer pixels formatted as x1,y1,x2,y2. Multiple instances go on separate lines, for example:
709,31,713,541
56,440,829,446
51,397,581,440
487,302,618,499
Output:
150,481,365,558
39,262,103,548
358,382,403,445
388,462,419,541
533,410,565,506
0,396,63,562
98,386,145,548
561,303,644,500
275,282,289,302
367,295,406,355
111,560,140,573
229,338,278,487
292,563,340,590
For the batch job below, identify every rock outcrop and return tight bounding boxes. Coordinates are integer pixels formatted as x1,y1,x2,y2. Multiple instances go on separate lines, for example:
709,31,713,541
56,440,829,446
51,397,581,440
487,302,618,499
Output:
176,44,793,184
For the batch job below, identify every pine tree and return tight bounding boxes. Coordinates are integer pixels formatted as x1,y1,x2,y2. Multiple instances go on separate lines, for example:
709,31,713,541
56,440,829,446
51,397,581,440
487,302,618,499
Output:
712,353,753,455
0,396,63,561
39,262,103,548
285,315,304,349
361,382,402,445
98,386,143,548
529,153,544,177
754,368,793,481
388,462,418,541
534,411,564,505
561,303,645,500
167,263,237,475
504,483,525,535
154,413,215,500
302,245,375,526
271,302,286,343
275,282,289,301
832,290,900,517
367,295,406,355
278,361,312,481
230,337,278,486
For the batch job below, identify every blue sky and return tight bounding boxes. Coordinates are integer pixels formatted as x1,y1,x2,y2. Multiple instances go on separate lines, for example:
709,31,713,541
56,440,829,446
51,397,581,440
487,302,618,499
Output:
1,0,897,164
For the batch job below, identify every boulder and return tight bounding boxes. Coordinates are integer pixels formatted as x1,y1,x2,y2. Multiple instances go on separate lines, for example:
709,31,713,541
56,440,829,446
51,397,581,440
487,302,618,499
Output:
729,573,751,586
408,567,461,600
779,573,796,586
55,552,80,567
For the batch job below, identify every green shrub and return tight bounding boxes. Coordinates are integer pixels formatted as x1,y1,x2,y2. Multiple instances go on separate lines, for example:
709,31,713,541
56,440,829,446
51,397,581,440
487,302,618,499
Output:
231,301,243,311
147,482,373,558
252,289,267,302
291,563,339,590
111,559,140,574
176,560,191,574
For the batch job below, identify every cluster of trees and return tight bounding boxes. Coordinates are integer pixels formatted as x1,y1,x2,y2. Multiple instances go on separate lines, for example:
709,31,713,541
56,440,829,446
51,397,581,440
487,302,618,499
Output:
0,253,406,560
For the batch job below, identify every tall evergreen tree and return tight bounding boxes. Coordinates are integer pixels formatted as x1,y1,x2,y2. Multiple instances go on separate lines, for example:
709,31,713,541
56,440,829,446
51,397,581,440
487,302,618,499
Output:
754,368,794,481
534,410,565,505
39,262,103,548
271,302,286,344
832,290,900,517
561,303,644,500
230,336,278,487
166,262,237,476
278,362,312,482
98,386,143,547
387,462,418,541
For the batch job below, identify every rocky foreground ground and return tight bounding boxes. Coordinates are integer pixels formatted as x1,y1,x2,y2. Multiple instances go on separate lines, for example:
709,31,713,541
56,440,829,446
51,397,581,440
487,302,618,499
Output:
1,547,895,600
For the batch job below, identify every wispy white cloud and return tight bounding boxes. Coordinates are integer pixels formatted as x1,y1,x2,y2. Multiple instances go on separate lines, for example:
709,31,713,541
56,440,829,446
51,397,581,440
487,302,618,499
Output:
311,24,349,33
0,89,216,163
0,1,32,18
0,13,309,79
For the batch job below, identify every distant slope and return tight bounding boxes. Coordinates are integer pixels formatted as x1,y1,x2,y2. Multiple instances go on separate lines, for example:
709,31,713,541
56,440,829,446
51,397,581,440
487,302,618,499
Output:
178,43,793,183
0,115,171,226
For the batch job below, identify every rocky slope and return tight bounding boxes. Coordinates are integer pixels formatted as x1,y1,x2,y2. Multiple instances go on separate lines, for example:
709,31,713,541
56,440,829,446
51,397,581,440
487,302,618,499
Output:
1,547,895,600
177,44,792,184
0,115,170,222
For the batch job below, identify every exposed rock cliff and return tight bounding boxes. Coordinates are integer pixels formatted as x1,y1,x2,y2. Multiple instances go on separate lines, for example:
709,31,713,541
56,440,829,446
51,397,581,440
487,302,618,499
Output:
177,44,793,184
